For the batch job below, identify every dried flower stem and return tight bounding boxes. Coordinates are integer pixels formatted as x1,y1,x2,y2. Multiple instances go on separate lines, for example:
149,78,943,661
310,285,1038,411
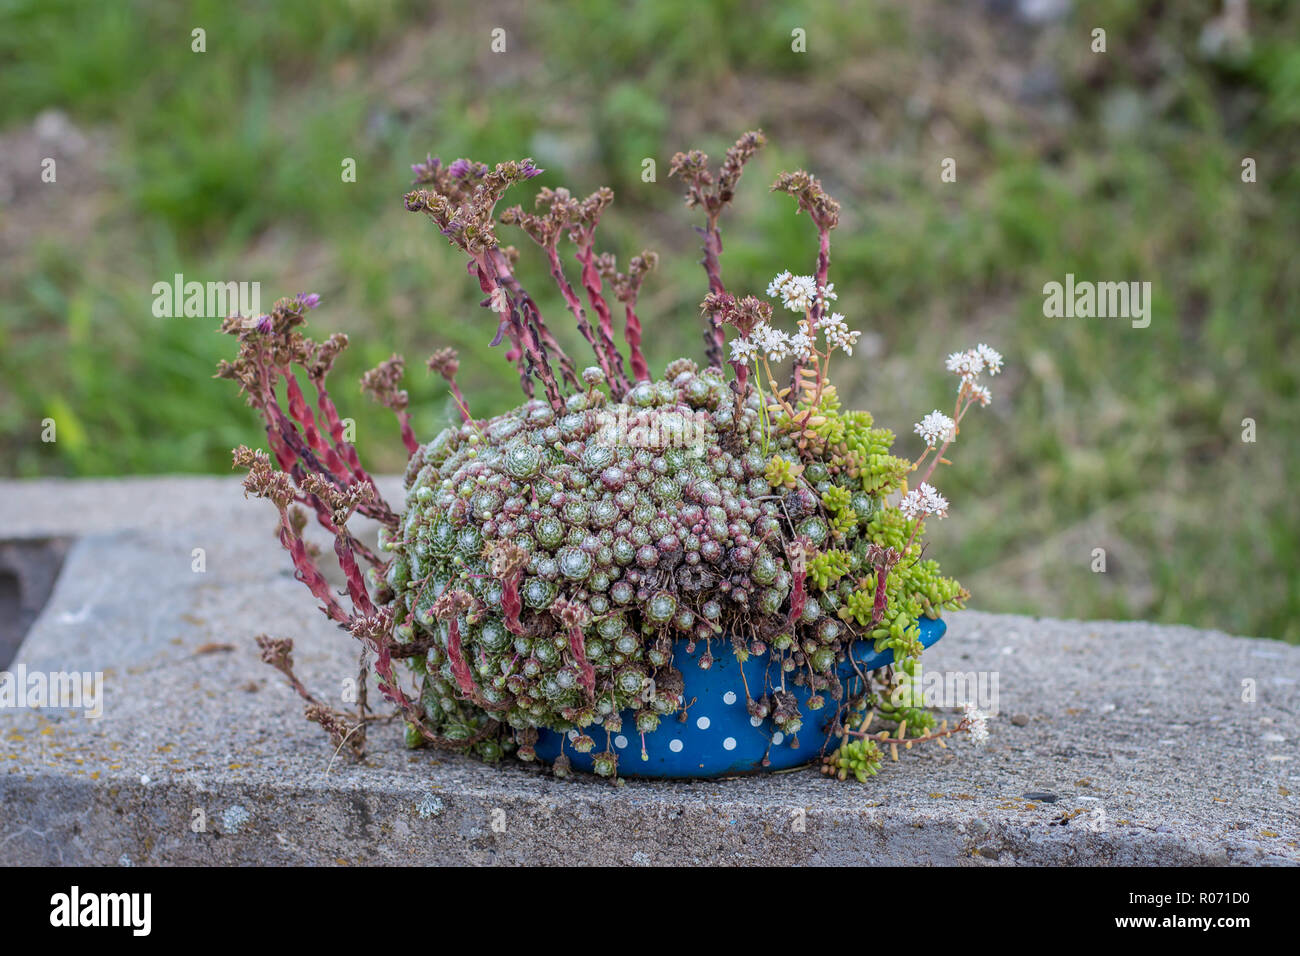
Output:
545,243,619,391
842,717,972,752
699,214,728,369
613,252,656,383
671,131,767,370
489,247,579,391
574,238,630,396
476,253,565,412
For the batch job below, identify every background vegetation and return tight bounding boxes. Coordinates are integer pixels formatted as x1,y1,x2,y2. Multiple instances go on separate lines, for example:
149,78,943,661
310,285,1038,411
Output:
1,0,1296,640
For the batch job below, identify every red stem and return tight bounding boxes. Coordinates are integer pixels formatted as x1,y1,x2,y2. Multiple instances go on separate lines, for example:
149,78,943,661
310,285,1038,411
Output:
568,625,596,700
396,409,419,456
445,615,478,700
274,369,397,528
333,531,376,618
502,572,524,634
314,387,365,480
446,378,473,424
478,256,564,412
284,373,353,482
699,215,727,369
870,566,891,629
575,240,628,395
624,299,649,383
472,258,533,400
547,244,615,389
490,248,578,391
788,566,807,627
275,505,350,624
812,226,831,322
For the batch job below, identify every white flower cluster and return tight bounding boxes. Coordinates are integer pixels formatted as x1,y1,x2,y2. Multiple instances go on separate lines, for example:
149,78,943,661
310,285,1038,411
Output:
945,342,1003,378
814,311,861,355
752,322,792,361
766,271,836,313
945,343,1001,407
961,701,990,746
729,272,858,362
913,410,956,448
898,481,949,520
729,321,816,363
788,329,814,360
728,336,757,363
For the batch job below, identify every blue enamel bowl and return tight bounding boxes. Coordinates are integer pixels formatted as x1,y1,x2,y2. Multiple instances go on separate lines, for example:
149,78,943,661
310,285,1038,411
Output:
533,616,947,778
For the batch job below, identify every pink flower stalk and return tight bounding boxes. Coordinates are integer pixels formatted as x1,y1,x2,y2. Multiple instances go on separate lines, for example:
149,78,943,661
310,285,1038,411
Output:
597,250,657,384
445,615,478,700
574,238,629,396
788,566,808,627
568,625,597,700
670,131,767,370
501,573,525,635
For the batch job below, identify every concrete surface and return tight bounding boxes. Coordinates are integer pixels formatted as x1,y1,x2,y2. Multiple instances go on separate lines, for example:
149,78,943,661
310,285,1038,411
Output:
0,476,1296,865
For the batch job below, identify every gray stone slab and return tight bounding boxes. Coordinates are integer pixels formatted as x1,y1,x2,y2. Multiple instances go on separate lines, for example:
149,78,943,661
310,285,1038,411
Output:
1,477,1297,865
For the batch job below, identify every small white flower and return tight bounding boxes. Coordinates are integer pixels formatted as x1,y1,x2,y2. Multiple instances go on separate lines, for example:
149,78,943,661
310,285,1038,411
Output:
913,410,956,448
830,328,861,355
815,311,847,333
767,272,818,312
729,336,756,363
962,701,989,746
489,286,510,313
817,282,837,303
752,322,791,361
820,314,860,355
785,276,818,312
816,312,861,353
921,483,948,517
789,330,814,360
945,349,984,379
898,481,949,521
964,382,992,407
899,489,925,521
974,343,1003,375
765,270,792,298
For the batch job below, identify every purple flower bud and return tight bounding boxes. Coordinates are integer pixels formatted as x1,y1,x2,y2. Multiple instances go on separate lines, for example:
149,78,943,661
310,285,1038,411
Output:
448,158,472,179
520,161,543,179
297,292,320,310
411,154,441,182
255,314,273,334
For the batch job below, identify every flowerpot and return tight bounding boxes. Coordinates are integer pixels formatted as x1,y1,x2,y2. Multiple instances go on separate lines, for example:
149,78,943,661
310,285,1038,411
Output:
533,615,947,779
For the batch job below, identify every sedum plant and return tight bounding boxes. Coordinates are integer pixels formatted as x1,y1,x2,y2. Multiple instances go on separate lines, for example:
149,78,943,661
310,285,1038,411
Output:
220,132,1001,780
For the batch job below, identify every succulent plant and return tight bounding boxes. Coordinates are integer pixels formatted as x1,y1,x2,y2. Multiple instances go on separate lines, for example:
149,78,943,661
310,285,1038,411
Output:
222,131,997,780
823,737,884,782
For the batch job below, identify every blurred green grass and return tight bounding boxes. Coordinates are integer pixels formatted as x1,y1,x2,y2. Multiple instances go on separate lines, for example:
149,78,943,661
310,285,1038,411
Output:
1,0,1297,640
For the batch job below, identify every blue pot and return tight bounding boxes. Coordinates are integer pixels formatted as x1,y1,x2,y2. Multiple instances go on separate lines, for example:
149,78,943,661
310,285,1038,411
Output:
533,616,947,778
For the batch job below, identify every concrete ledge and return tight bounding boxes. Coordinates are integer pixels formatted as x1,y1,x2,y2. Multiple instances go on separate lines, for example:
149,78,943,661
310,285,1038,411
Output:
1,477,1297,865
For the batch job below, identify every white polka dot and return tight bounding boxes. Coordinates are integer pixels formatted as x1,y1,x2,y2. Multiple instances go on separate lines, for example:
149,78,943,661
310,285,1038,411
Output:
722,737,737,750
668,739,684,752
723,691,737,705
772,732,784,745
614,735,628,749
749,716,763,727
696,716,711,730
